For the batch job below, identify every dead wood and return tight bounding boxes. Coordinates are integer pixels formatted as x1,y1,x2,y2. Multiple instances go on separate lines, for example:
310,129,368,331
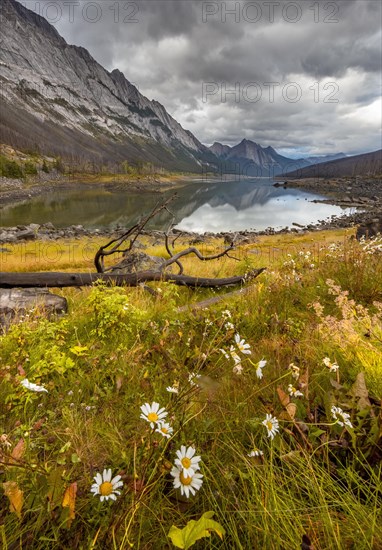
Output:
0,269,265,289
3,198,266,291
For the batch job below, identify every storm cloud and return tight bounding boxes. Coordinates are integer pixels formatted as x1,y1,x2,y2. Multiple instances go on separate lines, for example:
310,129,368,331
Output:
24,0,382,156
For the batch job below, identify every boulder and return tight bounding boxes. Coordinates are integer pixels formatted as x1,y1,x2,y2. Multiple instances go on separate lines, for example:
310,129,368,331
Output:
0,288,68,329
356,217,382,240
16,229,37,241
109,251,167,274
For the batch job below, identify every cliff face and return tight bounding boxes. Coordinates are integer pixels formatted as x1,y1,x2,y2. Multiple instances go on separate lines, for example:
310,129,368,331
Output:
0,0,215,170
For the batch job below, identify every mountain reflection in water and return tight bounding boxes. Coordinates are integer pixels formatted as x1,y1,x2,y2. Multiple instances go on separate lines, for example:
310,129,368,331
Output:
0,178,353,232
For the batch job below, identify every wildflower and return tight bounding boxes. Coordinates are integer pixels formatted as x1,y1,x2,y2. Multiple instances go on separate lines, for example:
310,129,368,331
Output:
233,363,243,375
0,434,12,448
288,363,300,380
222,309,232,319
287,384,303,398
166,385,179,394
140,402,168,428
170,466,203,498
225,321,235,330
20,379,48,393
174,445,201,477
323,357,339,372
90,468,123,502
188,373,201,387
331,406,353,428
248,448,263,457
256,359,267,379
155,422,174,438
234,333,251,355
262,414,280,440
230,346,242,365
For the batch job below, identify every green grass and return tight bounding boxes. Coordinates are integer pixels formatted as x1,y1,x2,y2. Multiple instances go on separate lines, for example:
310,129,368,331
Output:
0,232,381,549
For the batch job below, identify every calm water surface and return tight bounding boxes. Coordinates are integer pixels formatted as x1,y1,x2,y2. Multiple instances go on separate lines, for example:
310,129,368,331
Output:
0,178,354,232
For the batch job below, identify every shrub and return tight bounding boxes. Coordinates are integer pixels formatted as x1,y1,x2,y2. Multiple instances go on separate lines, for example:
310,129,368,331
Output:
0,155,24,178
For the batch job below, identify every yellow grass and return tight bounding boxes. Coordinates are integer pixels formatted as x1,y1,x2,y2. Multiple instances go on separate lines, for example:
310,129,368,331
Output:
0,227,355,274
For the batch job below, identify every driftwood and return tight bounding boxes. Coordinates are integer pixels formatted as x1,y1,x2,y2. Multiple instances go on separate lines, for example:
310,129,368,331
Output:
1,198,266,290
0,269,265,289
94,198,175,273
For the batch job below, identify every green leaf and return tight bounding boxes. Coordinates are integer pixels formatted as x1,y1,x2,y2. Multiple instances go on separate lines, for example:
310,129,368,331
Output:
168,511,225,549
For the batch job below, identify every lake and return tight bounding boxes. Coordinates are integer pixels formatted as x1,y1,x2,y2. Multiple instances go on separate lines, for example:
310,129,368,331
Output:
0,178,354,232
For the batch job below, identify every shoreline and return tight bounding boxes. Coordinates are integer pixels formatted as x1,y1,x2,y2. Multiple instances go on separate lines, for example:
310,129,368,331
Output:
1,174,381,242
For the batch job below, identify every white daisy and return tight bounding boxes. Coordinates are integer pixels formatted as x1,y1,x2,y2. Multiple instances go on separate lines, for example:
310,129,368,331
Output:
229,346,242,365
20,379,48,393
262,414,280,440
287,384,303,398
222,309,232,319
170,466,203,498
234,333,251,355
174,445,201,477
331,406,353,428
256,359,267,379
166,385,179,394
233,363,243,375
90,468,123,502
140,402,168,428
155,422,174,438
248,448,264,457
288,363,300,380
323,357,339,372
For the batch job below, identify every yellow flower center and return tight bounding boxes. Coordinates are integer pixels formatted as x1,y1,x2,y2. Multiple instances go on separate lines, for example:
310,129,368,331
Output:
100,481,113,496
147,412,158,423
266,421,273,431
161,427,168,434
180,472,192,486
181,457,192,469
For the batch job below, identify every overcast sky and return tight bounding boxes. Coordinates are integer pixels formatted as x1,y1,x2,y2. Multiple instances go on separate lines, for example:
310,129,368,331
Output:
26,0,382,157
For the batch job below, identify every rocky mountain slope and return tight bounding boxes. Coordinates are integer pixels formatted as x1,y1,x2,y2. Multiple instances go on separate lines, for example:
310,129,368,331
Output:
0,0,216,171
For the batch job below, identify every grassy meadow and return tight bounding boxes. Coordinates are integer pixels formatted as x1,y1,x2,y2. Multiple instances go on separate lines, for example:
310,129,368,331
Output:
1,229,382,549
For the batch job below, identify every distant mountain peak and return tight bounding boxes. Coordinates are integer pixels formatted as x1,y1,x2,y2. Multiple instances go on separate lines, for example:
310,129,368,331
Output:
207,138,352,176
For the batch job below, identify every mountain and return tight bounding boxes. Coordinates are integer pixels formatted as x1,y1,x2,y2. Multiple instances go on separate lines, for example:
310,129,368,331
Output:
0,0,216,171
208,140,350,177
209,142,232,158
284,150,382,178
208,139,311,177
304,153,347,165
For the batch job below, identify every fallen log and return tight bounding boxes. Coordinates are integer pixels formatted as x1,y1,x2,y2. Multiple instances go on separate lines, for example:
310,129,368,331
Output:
0,268,265,289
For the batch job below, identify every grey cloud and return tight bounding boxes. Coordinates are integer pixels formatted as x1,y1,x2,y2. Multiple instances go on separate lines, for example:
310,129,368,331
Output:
25,0,382,155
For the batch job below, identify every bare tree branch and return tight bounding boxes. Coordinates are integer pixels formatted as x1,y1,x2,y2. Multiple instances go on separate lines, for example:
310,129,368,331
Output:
94,196,176,273
163,240,237,270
